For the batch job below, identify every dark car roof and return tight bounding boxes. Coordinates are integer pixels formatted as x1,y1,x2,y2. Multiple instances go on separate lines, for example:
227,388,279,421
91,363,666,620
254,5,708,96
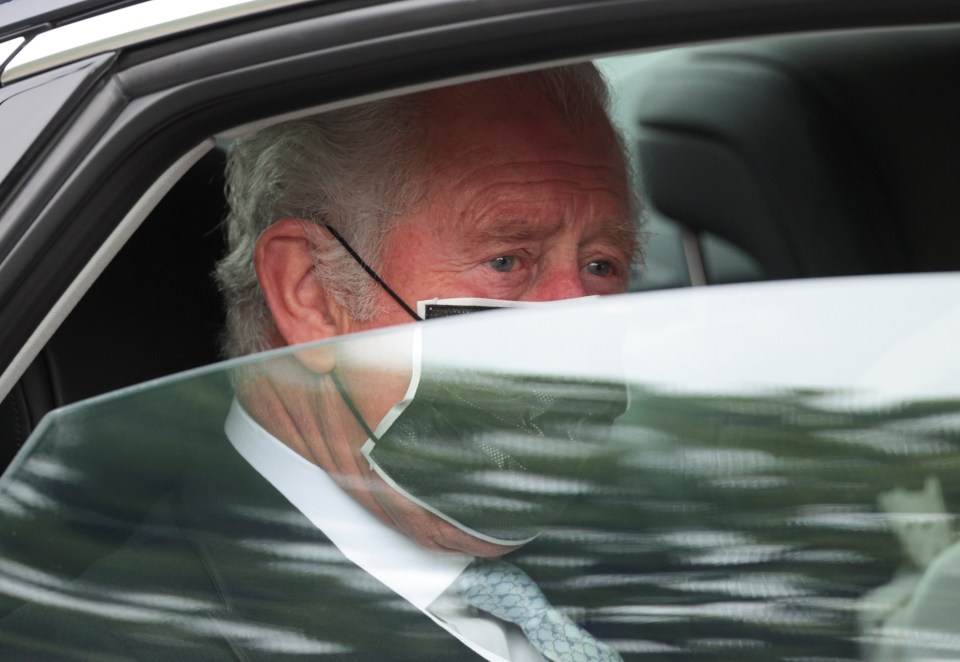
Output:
0,0,329,82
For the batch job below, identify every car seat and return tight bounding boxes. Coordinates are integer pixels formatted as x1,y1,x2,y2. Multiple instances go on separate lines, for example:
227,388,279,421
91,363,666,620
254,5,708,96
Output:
626,26,960,283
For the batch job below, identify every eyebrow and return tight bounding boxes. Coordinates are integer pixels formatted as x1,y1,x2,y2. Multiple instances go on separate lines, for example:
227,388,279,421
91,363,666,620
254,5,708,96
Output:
607,220,641,262
465,216,556,242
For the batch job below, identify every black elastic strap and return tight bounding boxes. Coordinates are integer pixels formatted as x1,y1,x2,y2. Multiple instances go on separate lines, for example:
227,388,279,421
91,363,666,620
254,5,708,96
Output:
329,369,380,443
323,224,422,321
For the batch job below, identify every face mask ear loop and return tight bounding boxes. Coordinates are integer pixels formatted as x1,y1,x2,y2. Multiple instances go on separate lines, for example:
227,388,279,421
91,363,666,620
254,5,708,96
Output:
322,224,423,322
329,370,381,444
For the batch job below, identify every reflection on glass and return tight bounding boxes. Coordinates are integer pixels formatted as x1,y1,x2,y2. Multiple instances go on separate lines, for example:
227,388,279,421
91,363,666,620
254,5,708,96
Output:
0,310,958,660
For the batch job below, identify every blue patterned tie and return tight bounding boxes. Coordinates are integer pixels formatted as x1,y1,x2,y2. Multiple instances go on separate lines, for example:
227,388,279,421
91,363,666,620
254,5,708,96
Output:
454,560,623,662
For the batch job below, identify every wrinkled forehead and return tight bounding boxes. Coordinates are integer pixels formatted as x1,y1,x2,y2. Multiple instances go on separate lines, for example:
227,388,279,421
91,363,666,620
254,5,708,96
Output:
419,80,624,177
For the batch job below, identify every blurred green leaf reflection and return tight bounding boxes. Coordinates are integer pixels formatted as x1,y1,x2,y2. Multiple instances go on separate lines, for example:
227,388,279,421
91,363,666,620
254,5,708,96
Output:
0,367,959,659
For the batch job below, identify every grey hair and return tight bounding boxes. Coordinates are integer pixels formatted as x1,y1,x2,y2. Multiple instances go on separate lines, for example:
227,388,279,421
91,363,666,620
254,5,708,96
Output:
215,63,624,358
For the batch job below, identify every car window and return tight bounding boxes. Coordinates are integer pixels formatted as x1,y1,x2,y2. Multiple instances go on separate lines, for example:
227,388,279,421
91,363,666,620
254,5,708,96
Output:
1,279,959,658
2,11,960,658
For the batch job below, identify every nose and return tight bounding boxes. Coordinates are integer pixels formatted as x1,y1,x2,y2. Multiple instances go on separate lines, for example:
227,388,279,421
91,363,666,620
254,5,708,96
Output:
527,266,590,301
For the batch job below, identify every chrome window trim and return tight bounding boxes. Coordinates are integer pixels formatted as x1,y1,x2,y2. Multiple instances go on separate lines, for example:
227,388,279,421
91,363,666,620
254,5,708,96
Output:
0,36,25,71
1,0,316,84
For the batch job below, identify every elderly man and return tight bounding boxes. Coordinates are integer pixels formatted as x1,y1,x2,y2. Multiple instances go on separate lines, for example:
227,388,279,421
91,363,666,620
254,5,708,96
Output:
210,64,637,660
0,64,637,660
218,63,634,529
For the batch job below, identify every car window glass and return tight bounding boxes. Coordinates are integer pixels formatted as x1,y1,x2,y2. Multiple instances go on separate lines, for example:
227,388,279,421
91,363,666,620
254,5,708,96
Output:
3,23,960,658
1,280,960,659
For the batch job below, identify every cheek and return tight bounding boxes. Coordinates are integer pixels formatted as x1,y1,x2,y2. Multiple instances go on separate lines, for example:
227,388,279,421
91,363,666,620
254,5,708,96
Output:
381,259,485,305
332,335,415,434
583,272,630,296
376,236,457,302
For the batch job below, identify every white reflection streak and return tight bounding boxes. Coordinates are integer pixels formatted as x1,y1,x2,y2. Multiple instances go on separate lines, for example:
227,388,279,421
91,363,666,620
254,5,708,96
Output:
520,555,595,569
819,429,955,456
598,601,820,627
3,481,60,513
547,528,663,548
21,456,83,482
469,471,589,495
654,530,755,549
0,557,211,612
883,411,960,435
560,570,732,591
708,475,790,490
162,610,350,654
239,539,351,564
240,540,394,595
241,538,450,604
790,508,890,532
0,558,350,653
863,626,960,655
885,512,956,527
602,638,682,654
0,567,206,623
489,434,600,461
446,493,537,511
687,637,768,651
230,505,317,528
787,548,873,564
678,573,816,599
818,426,956,457
688,543,791,566
626,447,781,477
790,595,861,614
560,573,676,590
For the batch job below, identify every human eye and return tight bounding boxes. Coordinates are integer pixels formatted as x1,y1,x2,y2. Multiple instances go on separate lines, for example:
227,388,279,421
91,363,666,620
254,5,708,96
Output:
487,255,518,273
585,260,614,277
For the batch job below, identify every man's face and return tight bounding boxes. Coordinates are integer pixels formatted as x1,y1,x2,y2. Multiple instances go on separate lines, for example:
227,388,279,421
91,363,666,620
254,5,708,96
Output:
346,83,634,333
327,83,633,556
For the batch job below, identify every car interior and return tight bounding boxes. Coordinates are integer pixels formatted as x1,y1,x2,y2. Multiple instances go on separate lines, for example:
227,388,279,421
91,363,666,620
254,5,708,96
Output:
2,23,959,473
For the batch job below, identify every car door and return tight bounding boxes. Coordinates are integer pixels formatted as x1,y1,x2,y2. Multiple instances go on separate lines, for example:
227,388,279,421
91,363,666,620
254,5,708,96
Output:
2,0,960,658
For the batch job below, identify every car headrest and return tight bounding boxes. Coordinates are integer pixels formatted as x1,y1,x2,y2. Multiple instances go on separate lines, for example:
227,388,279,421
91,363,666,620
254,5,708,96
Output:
631,27,960,279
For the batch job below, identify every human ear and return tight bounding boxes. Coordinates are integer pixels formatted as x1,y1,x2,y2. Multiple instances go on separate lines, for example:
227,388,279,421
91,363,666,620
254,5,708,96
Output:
254,219,346,373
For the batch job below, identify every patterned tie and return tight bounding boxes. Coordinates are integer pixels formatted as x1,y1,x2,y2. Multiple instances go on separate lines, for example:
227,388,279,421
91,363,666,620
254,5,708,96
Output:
454,559,623,662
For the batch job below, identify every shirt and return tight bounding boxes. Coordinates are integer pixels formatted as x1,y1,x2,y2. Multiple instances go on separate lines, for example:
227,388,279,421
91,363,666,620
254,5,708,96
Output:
225,400,541,662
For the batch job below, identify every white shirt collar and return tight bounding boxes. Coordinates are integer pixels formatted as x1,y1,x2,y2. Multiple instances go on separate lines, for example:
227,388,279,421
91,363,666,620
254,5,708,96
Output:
224,399,472,610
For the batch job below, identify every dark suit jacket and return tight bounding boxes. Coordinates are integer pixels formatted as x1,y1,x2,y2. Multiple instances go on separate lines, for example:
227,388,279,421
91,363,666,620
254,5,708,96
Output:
0,375,477,660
